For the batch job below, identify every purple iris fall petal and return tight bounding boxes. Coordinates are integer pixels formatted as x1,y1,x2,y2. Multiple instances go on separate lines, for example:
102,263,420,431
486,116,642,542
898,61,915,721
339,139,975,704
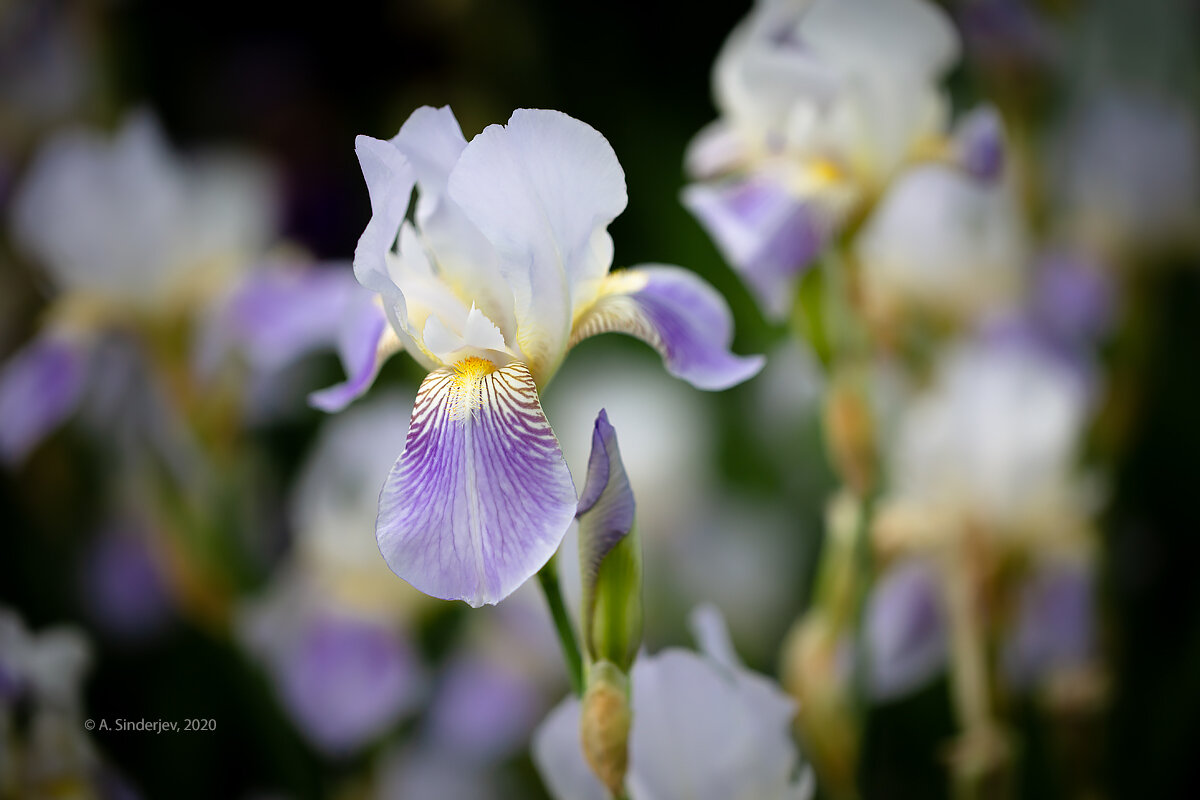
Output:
682,177,826,320
956,106,1006,183
307,292,390,412
220,263,361,373
572,267,765,391
426,654,543,762
279,613,420,755
81,525,172,640
1030,251,1115,346
865,559,948,701
0,333,89,465
1004,562,1095,689
376,361,576,608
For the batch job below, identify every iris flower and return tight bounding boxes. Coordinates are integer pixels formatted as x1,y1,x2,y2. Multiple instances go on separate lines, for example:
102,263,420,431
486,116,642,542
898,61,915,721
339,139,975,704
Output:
681,0,982,319
0,111,278,464
345,106,763,607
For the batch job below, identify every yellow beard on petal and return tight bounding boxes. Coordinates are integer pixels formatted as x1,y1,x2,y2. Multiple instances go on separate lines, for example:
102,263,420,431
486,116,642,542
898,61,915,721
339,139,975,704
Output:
447,356,498,420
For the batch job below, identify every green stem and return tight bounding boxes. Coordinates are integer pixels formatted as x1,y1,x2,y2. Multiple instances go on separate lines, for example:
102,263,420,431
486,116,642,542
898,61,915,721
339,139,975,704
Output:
538,554,584,697
848,490,878,722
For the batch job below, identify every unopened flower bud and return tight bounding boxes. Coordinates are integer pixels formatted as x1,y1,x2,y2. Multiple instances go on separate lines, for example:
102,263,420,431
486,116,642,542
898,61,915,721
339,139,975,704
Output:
580,660,632,797
578,410,643,672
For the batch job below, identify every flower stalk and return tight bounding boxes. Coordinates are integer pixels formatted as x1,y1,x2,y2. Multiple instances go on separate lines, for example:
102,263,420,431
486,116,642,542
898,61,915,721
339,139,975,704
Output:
537,554,584,697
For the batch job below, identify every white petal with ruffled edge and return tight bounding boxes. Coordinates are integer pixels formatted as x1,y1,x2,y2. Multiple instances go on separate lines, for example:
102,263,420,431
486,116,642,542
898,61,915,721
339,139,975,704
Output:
570,266,764,391
376,361,576,607
353,135,415,293
447,109,627,383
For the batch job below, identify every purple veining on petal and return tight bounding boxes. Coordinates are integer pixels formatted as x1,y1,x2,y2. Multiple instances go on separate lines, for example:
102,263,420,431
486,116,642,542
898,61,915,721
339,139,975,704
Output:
956,106,1006,183
376,362,577,607
1004,562,1095,688
307,292,389,412
630,267,765,390
865,559,948,701
278,613,420,755
81,525,172,640
682,177,826,320
426,654,543,762
0,333,89,466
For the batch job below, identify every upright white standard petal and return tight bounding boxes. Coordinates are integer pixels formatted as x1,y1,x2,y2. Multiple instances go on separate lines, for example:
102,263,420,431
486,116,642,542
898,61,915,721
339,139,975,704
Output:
376,361,576,608
393,105,468,206
9,110,278,306
885,341,1090,539
856,163,1028,323
533,607,812,800
353,134,416,294
447,109,627,382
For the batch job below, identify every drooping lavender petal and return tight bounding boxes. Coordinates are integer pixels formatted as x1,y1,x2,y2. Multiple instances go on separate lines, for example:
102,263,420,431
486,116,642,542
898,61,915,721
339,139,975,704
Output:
682,177,827,321
1029,250,1115,347
570,267,764,391
376,361,576,607
1003,561,1096,689
216,262,362,373
81,524,172,640
0,332,89,465
976,251,1112,405
864,558,948,701
425,653,543,762
955,105,1006,183
307,291,393,412
278,612,421,755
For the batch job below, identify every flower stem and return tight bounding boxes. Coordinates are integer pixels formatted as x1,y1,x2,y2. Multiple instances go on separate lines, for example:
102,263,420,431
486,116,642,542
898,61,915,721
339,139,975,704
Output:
538,554,584,697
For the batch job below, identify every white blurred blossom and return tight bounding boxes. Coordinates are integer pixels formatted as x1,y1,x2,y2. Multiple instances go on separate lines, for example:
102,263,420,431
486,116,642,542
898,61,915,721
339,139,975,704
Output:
855,163,1028,323
878,341,1092,547
534,606,813,800
10,111,278,309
